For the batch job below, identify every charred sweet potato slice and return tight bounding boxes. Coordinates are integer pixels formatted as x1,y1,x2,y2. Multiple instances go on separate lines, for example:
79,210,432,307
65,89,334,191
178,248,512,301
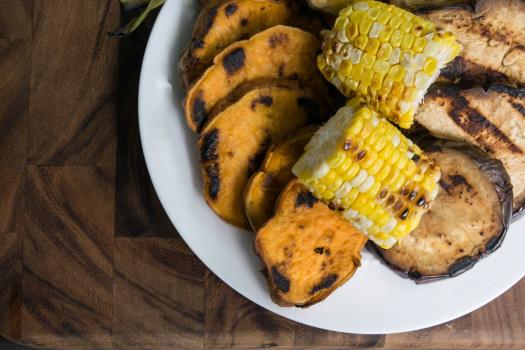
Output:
375,141,512,282
199,81,329,230
178,0,326,90
255,179,368,307
416,0,525,87
245,126,317,231
184,25,327,132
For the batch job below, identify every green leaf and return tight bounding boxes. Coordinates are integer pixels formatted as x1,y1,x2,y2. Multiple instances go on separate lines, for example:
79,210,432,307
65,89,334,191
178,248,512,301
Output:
109,0,166,37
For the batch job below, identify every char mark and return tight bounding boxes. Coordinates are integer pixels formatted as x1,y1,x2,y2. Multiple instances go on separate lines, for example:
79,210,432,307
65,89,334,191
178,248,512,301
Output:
310,274,338,295
200,129,219,161
448,257,475,276
272,267,290,293
438,87,523,154
193,94,207,131
222,48,245,75
261,171,276,189
314,247,324,254
269,33,289,48
295,191,319,208
440,57,510,86
250,95,273,110
203,7,218,36
449,174,472,189
224,4,238,16
206,163,220,200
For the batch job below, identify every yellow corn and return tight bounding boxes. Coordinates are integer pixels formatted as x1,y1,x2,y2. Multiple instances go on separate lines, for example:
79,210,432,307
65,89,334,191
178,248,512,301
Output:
318,0,461,129
293,97,440,248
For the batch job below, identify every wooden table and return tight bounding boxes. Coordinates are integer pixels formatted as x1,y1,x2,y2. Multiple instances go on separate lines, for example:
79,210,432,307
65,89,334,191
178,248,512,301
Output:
1,1,524,348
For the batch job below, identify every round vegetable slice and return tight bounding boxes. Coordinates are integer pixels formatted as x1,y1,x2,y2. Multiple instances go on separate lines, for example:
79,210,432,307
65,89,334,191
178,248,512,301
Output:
374,140,513,282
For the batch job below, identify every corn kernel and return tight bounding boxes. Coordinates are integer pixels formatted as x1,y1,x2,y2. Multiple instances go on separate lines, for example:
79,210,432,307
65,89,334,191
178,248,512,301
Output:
390,29,403,47
359,19,374,35
388,16,403,29
399,20,413,34
366,38,380,55
323,66,336,81
353,1,370,11
368,205,386,221
347,116,364,136
369,22,383,39
383,3,396,11
376,10,392,25
339,5,353,16
402,11,414,22
350,47,363,64
422,40,439,57
317,54,326,70
385,94,398,110
401,34,415,49
351,63,364,80
376,213,391,227
390,148,401,165
350,10,367,23
345,78,359,91
404,159,416,177
403,71,414,87
396,154,408,171
361,68,374,86
387,64,406,81
383,167,400,186
414,70,429,90
335,157,352,174
322,189,335,200
375,44,391,62
443,31,456,46
340,60,353,76
390,173,406,192
342,188,360,206
327,150,346,168
401,86,418,102
420,175,436,192
368,158,384,175
371,71,385,90
364,181,382,199
367,6,381,20
378,103,390,116
449,43,463,61
327,176,344,192
423,57,438,76
341,163,360,181
372,135,388,153
355,35,369,50
381,76,394,93
361,51,376,69
391,81,404,97
334,16,349,31
378,141,394,159
361,148,378,168
412,37,426,53
357,82,368,95
375,163,392,183
350,192,368,210
410,23,424,37
346,22,359,40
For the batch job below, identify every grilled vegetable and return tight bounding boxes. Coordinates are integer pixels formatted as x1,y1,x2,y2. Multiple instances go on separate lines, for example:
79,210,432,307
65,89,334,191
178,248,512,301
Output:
199,80,330,230
184,25,328,132
318,0,461,128
374,141,513,282
178,0,326,91
293,97,440,248
245,126,317,231
255,179,368,307
416,0,525,87
307,0,352,15
410,85,525,219
389,0,475,11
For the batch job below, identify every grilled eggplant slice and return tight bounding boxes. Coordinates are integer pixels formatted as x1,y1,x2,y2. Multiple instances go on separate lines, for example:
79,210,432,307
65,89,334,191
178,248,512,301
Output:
375,141,512,282
184,25,327,132
199,81,329,230
255,179,368,307
416,0,525,87
389,0,476,11
410,85,525,218
245,126,317,231
179,0,326,91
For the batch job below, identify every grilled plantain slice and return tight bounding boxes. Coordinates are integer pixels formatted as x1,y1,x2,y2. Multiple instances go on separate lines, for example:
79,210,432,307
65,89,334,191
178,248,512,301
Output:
245,126,317,231
199,81,330,230
178,0,326,91
410,85,525,218
184,25,328,133
375,141,512,282
255,179,368,307
416,0,525,87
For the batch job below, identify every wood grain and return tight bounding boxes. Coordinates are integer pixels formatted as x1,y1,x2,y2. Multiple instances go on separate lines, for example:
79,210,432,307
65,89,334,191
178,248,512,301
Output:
28,0,119,166
0,0,32,40
21,166,115,348
113,237,206,348
0,233,22,341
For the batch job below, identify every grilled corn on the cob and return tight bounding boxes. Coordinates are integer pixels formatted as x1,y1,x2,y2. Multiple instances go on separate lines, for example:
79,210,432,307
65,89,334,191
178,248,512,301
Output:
292,97,440,248
318,0,462,129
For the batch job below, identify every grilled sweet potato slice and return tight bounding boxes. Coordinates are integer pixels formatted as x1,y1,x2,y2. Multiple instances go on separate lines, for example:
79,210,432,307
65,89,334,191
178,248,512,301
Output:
410,85,525,217
416,0,525,87
255,179,367,307
375,141,512,282
245,126,317,231
199,81,329,230
389,0,475,11
184,25,327,132
178,0,326,91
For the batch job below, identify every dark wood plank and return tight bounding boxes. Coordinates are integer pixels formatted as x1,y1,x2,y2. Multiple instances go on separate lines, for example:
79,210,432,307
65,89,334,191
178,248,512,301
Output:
0,0,32,39
0,39,30,233
21,166,114,348
114,12,179,238
28,0,119,166
113,237,206,348
0,233,22,342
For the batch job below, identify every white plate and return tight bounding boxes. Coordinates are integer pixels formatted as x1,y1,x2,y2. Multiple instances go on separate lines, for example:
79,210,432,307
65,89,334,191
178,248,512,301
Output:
138,0,525,334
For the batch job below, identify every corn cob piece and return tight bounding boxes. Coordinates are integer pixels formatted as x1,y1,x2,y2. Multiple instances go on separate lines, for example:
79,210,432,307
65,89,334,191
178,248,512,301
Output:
318,0,462,129
292,97,440,248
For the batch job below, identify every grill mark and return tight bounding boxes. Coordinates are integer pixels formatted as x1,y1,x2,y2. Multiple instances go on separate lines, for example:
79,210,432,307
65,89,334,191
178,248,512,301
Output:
200,129,219,161
295,191,318,208
440,56,511,86
310,274,338,295
206,163,220,200
439,88,523,154
222,48,245,75
509,101,525,117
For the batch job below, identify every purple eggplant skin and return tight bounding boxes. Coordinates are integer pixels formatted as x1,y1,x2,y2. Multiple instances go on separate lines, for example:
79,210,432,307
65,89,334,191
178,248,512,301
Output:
371,140,513,283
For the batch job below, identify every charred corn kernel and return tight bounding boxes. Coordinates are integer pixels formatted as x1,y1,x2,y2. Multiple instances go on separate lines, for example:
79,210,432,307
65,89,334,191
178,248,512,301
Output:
319,2,461,130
